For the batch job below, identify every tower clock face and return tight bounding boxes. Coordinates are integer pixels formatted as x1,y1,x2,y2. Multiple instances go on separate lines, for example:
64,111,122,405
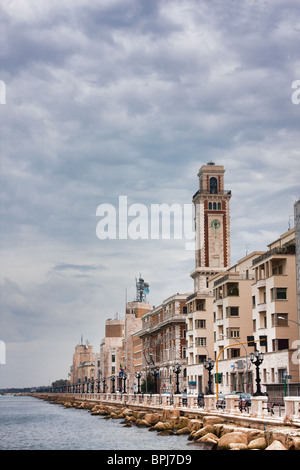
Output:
211,219,221,230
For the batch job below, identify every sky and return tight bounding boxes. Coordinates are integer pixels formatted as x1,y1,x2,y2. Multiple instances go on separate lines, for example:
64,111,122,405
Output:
0,0,299,388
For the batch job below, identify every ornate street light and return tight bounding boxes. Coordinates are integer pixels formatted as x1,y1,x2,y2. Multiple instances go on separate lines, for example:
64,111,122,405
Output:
250,350,264,396
172,363,181,394
135,372,142,394
203,358,215,395
110,375,116,393
152,367,159,394
123,373,127,393
101,377,106,393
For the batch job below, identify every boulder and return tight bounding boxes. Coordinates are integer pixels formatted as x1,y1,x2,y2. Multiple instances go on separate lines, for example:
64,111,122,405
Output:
136,419,150,428
188,419,203,432
217,432,248,450
228,443,248,451
176,427,191,435
153,421,173,431
247,437,267,450
144,413,161,426
198,433,219,444
193,425,215,440
265,440,287,451
289,437,300,450
203,416,225,426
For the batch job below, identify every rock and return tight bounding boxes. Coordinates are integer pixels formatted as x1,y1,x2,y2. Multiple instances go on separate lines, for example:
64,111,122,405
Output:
188,419,203,432
248,437,267,450
265,440,287,450
144,413,161,426
176,427,191,435
203,416,225,426
153,421,173,431
136,419,150,428
289,436,300,450
198,433,219,444
217,432,248,450
158,430,175,436
193,425,215,440
228,443,248,450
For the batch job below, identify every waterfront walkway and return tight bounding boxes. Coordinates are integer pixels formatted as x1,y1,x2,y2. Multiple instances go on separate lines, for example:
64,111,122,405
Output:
48,392,300,428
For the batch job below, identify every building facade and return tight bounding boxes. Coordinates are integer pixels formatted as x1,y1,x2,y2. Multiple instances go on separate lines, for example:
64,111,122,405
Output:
138,293,190,393
70,340,95,389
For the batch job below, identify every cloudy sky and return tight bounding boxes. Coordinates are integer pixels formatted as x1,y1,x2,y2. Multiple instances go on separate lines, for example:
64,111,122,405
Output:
0,0,299,388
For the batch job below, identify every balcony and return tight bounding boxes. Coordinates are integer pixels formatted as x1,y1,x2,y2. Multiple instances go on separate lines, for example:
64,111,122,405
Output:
257,303,267,313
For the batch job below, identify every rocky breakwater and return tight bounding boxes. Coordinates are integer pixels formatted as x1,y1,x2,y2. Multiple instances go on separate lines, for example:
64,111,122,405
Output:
34,394,300,450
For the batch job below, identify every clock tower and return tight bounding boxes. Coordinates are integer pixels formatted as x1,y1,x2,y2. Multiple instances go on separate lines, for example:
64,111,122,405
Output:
191,162,231,293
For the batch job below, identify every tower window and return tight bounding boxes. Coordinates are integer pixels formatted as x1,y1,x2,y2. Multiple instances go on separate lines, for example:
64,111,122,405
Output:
210,177,218,194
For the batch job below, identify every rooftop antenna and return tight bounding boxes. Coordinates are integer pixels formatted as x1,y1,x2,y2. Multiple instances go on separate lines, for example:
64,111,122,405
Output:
135,275,150,302
288,215,294,230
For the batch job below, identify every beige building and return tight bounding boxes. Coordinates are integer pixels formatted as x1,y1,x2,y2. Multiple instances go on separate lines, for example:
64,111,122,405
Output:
213,228,299,397
100,316,124,392
70,340,95,389
121,298,151,392
139,293,190,393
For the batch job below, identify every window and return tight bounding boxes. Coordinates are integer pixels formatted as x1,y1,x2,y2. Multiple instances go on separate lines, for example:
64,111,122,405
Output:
210,177,218,194
182,306,187,314
227,282,239,296
195,337,206,346
196,301,205,311
226,306,239,317
228,328,240,338
252,295,256,308
195,319,206,329
111,354,115,362
271,287,287,300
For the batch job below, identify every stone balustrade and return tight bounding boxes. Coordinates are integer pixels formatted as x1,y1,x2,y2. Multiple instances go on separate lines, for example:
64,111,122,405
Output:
62,392,300,425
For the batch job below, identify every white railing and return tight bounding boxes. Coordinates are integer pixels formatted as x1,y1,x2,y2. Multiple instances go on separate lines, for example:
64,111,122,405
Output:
54,392,300,424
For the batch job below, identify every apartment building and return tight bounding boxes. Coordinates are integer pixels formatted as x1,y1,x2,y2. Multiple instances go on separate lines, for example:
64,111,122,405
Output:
100,316,124,391
212,228,299,396
69,340,95,387
138,293,190,393
121,298,151,391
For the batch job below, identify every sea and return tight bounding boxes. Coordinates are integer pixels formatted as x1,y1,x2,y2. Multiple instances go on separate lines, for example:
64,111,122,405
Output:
0,394,201,451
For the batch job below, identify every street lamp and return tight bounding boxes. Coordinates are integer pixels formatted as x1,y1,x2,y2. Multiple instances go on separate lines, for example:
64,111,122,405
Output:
152,367,159,394
102,377,106,393
172,363,181,394
250,350,264,396
122,373,127,393
110,375,116,393
135,372,141,394
203,358,214,395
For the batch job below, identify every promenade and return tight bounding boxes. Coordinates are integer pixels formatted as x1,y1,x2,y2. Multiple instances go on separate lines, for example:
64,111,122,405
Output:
44,392,300,429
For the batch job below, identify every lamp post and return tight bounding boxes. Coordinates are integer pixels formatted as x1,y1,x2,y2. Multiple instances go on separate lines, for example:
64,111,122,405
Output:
172,363,181,394
102,377,106,393
250,350,264,396
203,358,214,395
152,367,159,394
122,373,127,393
110,375,116,393
135,372,141,394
